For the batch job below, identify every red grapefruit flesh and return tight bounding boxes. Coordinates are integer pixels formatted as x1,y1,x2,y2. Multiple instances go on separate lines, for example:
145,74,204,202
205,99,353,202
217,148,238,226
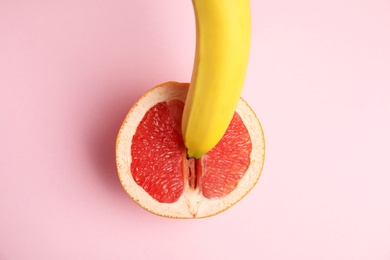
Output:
201,111,252,199
116,82,265,218
131,101,185,203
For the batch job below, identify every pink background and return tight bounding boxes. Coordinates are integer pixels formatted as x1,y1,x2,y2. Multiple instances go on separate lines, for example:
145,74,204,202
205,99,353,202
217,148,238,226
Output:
1,0,390,259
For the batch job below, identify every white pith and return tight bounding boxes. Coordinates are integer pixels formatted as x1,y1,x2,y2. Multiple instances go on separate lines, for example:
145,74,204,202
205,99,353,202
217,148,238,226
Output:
116,82,265,218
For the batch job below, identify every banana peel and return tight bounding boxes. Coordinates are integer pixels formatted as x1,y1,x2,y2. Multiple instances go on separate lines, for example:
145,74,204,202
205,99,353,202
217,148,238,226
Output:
182,0,251,158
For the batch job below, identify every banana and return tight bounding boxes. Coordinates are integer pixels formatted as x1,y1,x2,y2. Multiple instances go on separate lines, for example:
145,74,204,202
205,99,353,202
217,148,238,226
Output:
182,0,252,158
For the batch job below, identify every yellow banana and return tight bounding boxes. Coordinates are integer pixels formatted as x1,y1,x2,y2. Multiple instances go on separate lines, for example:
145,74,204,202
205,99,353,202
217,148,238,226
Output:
182,0,252,158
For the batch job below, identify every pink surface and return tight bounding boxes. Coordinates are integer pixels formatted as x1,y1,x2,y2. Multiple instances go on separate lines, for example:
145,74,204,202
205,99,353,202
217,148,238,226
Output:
1,0,390,259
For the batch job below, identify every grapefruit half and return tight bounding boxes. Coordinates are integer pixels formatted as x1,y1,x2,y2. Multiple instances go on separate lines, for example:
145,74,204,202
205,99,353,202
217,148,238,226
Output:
116,82,265,218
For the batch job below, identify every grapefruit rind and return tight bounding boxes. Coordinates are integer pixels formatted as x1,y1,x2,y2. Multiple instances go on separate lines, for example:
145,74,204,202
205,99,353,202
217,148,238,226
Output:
116,81,265,218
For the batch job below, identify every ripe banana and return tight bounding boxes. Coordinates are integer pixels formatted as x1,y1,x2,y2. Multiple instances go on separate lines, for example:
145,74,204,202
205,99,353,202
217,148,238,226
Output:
182,0,251,158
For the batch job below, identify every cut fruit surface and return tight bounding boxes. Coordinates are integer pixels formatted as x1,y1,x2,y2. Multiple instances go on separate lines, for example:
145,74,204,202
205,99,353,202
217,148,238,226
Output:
116,82,265,218
131,101,185,203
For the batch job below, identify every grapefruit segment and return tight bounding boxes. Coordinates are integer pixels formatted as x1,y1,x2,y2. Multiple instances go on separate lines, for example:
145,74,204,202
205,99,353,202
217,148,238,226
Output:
116,82,265,218
202,112,252,199
131,101,185,203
